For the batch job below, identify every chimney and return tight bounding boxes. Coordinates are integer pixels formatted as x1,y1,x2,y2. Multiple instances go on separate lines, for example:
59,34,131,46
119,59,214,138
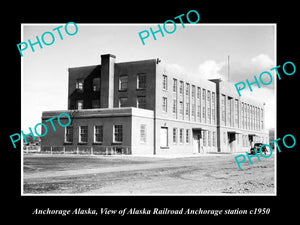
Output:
100,54,116,108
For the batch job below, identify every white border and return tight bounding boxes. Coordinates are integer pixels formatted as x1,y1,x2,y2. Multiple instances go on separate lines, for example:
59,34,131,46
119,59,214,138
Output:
21,23,277,196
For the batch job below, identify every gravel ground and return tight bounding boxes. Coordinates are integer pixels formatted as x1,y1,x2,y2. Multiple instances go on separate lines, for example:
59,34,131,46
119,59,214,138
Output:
23,154,275,195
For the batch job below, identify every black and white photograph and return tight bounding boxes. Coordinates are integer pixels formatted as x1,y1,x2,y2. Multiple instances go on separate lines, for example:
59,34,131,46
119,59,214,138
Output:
21,23,276,195
7,4,298,222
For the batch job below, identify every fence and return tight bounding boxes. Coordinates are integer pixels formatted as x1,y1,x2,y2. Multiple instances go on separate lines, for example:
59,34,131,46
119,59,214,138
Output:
35,146,132,155
23,145,41,153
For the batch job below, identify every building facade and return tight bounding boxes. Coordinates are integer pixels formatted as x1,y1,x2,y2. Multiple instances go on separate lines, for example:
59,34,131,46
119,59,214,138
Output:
41,54,268,155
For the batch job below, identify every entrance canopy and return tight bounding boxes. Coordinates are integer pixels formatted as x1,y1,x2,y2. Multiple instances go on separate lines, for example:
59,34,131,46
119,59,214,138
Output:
192,128,210,131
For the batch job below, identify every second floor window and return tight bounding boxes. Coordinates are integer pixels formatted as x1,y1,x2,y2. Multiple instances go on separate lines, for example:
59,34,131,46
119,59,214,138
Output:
162,75,168,90
162,97,167,112
137,74,146,89
119,76,128,91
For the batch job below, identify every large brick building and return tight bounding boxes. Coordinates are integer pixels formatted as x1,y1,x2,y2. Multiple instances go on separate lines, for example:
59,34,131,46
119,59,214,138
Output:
41,54,269,155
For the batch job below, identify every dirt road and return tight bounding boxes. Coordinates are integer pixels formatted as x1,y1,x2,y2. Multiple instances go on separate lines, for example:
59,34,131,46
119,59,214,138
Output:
23,154,275,195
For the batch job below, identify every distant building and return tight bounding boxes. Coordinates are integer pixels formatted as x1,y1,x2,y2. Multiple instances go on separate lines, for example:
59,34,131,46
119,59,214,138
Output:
41,54,269,155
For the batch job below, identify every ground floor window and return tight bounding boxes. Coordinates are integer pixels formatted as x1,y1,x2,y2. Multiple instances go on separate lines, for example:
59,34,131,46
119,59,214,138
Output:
65,126,73,143
186,129,190,144
94,125,103,143
113,125,123,143
179,128,184,144
79,126,88,143
140,124,146,143
173,128,177,144
203,131,207,146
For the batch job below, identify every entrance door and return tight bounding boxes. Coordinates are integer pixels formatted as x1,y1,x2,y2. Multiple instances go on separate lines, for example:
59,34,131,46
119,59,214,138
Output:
228,132,236,153
193,131,202,153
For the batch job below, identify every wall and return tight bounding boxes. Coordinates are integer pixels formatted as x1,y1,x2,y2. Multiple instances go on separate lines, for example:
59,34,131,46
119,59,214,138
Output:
41,109,133,150
130,108,154,155
68,65,101,110
114,59,157,110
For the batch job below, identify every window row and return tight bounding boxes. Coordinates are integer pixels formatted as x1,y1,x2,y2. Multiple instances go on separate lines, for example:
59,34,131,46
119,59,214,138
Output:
75,78,100,92
119,74,146,91
75,99,100,110
65,124,148,144
119,96,146,109
65,125,123,144
162,88,216,125
221,94,264,131
160,127,216,148
74,96,147,110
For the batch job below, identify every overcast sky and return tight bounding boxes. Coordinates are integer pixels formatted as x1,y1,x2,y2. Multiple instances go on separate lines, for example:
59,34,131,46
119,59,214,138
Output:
21,24,276,131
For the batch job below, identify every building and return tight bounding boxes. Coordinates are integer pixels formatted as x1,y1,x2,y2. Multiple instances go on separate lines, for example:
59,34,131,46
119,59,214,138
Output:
41,54,268,155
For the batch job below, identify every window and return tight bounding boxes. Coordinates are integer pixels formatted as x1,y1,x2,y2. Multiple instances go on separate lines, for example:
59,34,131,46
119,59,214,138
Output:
172,128,177,143
197,87,201,99
202,89,206,121
172,99,177,114
119,97,127,107
94,125,103,143
76,79,84,92
186,129,190,144
197,105,201,118
212,92,215,124
79,126,88,143
160,127,168,148
221,94,226,124
92,99,100,109
119,76,128,91
192,85,196,98
92,78,100,91
179,128,184,143
179,81,184,94
208,131,211,146
173,79,177,92
113,125,123,143
179,101,184,117
185,83,190,96
140,124,146,143
76,100,83,110
207,91,211,124
162,75,168,90
261,108,264,130
203,131,207,146
192,103,196,117
137,74,146,89
137,96,146,109
213,131,216,147
65,126,73,143
185,102,190,115
241,103,244,129
235,99,239,127
162,97,167,112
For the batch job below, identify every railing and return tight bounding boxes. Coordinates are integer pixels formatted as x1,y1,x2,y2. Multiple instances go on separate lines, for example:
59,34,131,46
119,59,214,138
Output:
23,145,41,153
35,146,132,155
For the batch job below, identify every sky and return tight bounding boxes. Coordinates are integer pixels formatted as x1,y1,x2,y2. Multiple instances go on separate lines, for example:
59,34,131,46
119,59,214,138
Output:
21,23,276,132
